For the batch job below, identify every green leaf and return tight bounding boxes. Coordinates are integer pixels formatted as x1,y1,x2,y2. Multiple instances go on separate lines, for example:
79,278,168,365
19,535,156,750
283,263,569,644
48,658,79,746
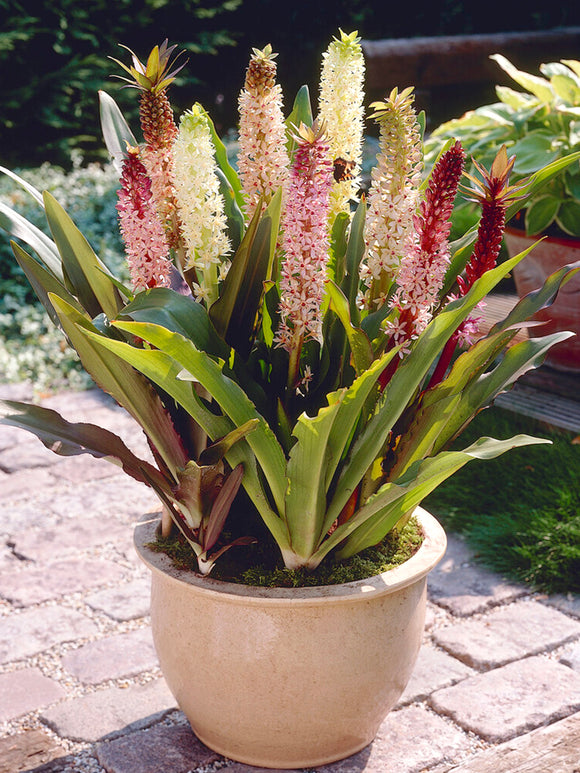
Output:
49,295,188,479
216,167,244,253
286,85,313,155
326,281,373,376
11,241,84,328
0,165,44,207
111,319,288,515
491,54,555,104
0,202,63,281
556,200,580,236
330,434,551,560
98,90,138,173
122,288,228,358
525,196,560,235
204,105,244,212
510,133,560,174
44,192,123,320
325,252,526,527
341,197,366,323
284,399,343,562
209,189,282,356
0,399,167,490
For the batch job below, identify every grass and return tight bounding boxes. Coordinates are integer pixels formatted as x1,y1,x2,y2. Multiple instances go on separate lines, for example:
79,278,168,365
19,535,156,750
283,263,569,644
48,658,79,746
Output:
424,405,580,594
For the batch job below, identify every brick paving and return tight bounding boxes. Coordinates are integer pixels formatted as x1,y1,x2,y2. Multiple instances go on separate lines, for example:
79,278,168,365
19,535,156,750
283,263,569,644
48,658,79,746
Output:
1,384,579,773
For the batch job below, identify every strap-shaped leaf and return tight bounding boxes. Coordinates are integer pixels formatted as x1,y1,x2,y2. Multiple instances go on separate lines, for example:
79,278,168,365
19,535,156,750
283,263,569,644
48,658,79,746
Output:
112,319,288,515
325,252,526,527
204,107,244,212
490,260,580,334
79,326,290,550
44,192,123,320
341,197,366,324
389,328,518,475
326,280,373,375
0,165,44,206
11,241,84,328
316,434,550,564
0,400,167,490
443,330,574,449
209,189,282,356
0,202,63,280
284,399,343,561
122,287,228,358
99,90,138,173
49,294,188,479
286,85,313,155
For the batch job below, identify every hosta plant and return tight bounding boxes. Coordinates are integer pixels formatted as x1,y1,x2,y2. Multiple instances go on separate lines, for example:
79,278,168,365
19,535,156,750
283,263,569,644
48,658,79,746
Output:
1,33,579,578
424,55,580,237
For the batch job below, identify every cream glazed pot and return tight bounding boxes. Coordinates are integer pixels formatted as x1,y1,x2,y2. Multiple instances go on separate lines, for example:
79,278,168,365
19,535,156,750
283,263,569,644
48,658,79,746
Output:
134,507,447,769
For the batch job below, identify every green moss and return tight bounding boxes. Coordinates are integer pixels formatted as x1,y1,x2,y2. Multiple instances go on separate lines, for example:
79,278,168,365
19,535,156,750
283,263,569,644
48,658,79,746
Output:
147,517,424,588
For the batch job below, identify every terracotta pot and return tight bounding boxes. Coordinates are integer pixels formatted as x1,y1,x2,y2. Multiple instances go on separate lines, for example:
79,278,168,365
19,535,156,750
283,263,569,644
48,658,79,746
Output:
134,507,446,769
504,228,580,372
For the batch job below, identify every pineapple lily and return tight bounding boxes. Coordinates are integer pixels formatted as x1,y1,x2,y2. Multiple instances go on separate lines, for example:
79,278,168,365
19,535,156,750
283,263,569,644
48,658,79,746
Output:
1,35,580,577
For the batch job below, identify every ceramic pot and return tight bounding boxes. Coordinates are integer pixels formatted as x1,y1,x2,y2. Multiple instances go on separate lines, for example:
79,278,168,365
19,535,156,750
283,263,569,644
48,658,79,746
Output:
504,227,580,372
134,507,446,769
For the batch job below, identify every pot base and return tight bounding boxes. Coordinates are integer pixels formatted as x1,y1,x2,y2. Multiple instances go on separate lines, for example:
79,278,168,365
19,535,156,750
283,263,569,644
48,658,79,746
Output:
135,508,446,768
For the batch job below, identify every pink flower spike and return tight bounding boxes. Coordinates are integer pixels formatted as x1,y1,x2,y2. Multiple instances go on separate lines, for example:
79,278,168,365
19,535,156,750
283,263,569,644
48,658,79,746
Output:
116,147,173,291
276,123,333,355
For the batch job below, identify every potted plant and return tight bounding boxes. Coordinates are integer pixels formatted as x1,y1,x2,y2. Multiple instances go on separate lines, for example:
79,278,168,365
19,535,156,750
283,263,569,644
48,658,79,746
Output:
1,33,579,768
424,54,580,371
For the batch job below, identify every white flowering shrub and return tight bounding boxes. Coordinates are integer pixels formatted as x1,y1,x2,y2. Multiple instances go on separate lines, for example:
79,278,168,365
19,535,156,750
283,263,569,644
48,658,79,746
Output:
0,154,124,390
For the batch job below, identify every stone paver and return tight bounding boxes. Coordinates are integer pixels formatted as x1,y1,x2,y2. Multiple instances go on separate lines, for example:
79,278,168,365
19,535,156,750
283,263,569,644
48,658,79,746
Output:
41,679,176,742
2,382,580,773
0,730,67,773
544,592,580,619
429,655,580,743
62,627,158,684
12,516,128,561
397,645,474,705
560,640,580,671
95,720,219,773
0,557,127,605
445,711,580,772
433,600,580,669
318,705,470,773
428,535,527,616
0,668,65,722
85,577,150,620
0,606,98,664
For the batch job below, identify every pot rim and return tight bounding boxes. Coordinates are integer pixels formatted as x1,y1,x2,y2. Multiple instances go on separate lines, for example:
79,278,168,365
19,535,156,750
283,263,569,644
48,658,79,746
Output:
134,507,446,606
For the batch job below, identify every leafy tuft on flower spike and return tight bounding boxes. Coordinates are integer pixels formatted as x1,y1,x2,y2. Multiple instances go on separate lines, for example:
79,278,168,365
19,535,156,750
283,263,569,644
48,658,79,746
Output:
113,42,184,254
